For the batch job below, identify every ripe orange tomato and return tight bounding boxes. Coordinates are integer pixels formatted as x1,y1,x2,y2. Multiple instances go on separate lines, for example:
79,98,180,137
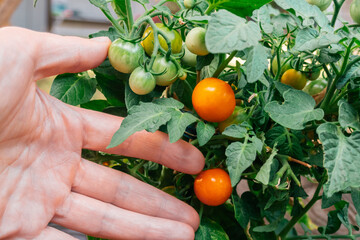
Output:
192,78,236,122
194,168,232,206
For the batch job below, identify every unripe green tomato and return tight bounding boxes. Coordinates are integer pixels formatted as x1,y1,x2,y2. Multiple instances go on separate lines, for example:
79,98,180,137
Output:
306,0,332,11
304,67,321,81
185,27,209,56
303,78,327,96
129,67,156,95
184,0,196,9
271,55,291,77
218,106,248,133
350,0,360,25
108,38,144,74
152,55,178,86
181,44,197,67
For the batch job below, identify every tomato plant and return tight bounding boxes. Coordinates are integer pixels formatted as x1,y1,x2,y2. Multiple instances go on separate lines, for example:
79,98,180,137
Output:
350,0,360,24
281,69,308,90
108,38,144,73
51,0,360,239
142,23,182,56
194,168,232,206
192,78,235,122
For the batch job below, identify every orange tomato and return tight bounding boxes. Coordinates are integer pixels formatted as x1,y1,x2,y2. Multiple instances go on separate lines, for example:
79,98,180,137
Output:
194,168,232,206
192,78,236,122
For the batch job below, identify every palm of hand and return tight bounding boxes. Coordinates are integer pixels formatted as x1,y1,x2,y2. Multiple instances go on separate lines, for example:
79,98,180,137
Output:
0,27,204,239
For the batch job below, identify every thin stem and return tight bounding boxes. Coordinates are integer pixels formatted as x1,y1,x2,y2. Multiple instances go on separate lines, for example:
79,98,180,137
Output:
212,51,238,78
279,180,324,239
101,9,125,35
125,0,134,32
330,0,346,27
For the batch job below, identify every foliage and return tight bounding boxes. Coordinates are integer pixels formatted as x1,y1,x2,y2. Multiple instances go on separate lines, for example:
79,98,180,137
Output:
49,0,360,239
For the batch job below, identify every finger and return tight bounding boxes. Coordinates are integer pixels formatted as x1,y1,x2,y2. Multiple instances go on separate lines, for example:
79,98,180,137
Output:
72,159,200,231
52,192,195,240
76,106,205,174
0,27,111,80
33,226,77,240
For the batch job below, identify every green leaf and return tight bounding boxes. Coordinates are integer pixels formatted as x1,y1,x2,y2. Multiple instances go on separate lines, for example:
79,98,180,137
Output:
171,79,194,109
274,0,332,32
89,26,120,41
222,124,247,139
265,89,324,130
232,193,250,229
195,217,229,240
108,102,172,148
337,59,360,89
294,28,341,52
245,44,269,83
196,121,216,146
206,0,272,18
225,139,257,186
318,47,342,64
206,10,261,54
167,111,198,143
351,187,360,215
200,54,221,80
80,100,111,112
338,100,360,131
50,72,97,106
252,5,275,34
323,210,342,234
255,149,279,185
322,192,342,209
317,123,360,197
253,218,281,233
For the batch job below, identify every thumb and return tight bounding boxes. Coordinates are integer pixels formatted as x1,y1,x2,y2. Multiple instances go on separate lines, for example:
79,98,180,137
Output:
25,28,111,80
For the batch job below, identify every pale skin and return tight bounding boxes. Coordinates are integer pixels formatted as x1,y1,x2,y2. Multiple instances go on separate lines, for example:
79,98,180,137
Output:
0,27,205,239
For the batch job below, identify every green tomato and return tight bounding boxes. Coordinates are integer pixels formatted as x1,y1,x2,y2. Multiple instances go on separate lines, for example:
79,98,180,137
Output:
218,106,248,133
271,55,291,77
108,38,144,74
152,55,178,86
304,66,321,81
306,0,332,11
350,0,360,25
184,0,196,9
185,27,209,56
303,78,327,96
181,44,197,67
281,69,308,90
141,23,182,56
129,67,156,95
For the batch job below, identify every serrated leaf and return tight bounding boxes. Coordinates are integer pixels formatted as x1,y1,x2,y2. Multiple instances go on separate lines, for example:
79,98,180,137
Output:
50,72,96,106
167,111,198,143
255,149,279,185
275,0,332,32
206,10,261,54
317,123,360,197
196,121,216,146
250,135,264,154
89,26,120,41
222,124,247,139
225,140,257,186
195,218,229,240
294,28,341,52
232,193,250,229
265,89,324,130
245,44,269,83
337,59,360,89
153,98,184,109
338,100,360,131
322,192,342,209
206,0,271,18
108,102,172,148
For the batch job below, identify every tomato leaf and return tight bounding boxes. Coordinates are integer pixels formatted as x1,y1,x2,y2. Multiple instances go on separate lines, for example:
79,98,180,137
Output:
195,217,229,240
222,124,247,139
322,192,342,209
232,193,250,229
317,123,360,197
206,10,261,54
206,0,272,18
80,100,111,112
294,28,342,52
351,188,360,216
244,44,269,83
50,72,97,106
274,0,332,32
89,26,120,41
167,110,198,143
255,148,279,185
264,89,324,130
196,122,216,147
338,100,360,131
337,58,360,89
225,138,257,186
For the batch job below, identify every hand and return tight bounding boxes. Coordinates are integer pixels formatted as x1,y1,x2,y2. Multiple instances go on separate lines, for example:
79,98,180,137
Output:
0,27,205,239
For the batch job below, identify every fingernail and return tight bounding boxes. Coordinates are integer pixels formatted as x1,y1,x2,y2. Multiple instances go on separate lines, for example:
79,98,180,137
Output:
91,37,110,43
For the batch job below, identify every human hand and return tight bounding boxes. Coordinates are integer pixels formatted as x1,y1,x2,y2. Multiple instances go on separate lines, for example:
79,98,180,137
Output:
0,27,205,239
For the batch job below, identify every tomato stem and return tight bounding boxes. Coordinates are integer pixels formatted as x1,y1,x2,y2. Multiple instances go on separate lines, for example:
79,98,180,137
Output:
212,51,237,78
330,0,346,27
